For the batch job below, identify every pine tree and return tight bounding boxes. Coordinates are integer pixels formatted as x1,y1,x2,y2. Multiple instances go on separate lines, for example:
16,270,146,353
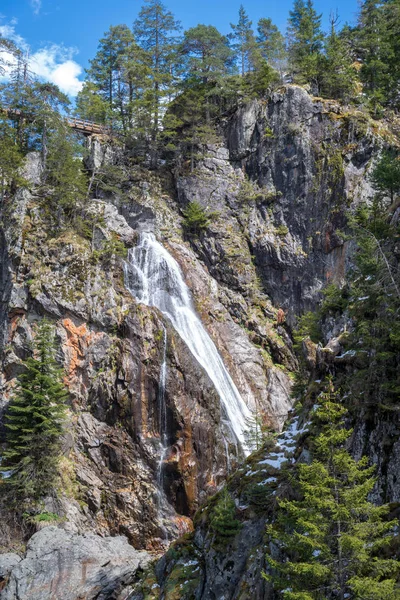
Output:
181,25,234,86
45,122,88,220
1,320,68,510
287,0,324,92
0,35,18,76
133,0,181,165
356,0,390,115
257,17,287,77
182,200,214,235
321,13,358,101
162,86,217,170
87,25,134,114
210,489,241,549
370,149,400,205
74,81,111,124
230,5,256,76
264,384,400,599
0,119,26,203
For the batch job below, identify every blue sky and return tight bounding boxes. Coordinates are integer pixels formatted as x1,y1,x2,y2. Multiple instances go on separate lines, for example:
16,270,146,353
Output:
1,0,360,97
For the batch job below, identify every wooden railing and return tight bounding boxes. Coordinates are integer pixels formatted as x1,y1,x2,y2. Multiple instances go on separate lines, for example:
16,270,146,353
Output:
1,107,107,136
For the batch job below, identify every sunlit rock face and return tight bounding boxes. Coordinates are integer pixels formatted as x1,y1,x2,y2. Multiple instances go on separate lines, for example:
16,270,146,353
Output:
1,85,395,599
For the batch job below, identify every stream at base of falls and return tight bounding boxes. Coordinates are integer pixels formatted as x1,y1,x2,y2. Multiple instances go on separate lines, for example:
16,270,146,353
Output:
124,232,251,456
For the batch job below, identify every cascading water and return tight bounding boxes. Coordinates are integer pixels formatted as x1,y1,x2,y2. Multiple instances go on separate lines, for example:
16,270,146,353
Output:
157,326,168,491
124,232,252,455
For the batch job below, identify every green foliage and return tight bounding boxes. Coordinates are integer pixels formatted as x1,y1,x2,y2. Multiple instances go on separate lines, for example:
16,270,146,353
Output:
0,119,27,201
229,5,258,77
257,17,287,77
182,201,215,235
210,489,241,549
44,125,88,218
180,25,234,86
264,384,400,599
133,0,181,162
320,15,358,101
287,0,324,91
341,202,400,407
370,150,400,204
294,311,322,347
162,85,218,169
74,81,111,124
1,320,68,512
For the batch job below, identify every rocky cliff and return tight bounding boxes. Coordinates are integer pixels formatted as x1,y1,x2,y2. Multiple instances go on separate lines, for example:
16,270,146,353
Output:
0,85,398,598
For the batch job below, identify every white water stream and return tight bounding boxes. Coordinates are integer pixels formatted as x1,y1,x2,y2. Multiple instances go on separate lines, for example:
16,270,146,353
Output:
124,232,251,455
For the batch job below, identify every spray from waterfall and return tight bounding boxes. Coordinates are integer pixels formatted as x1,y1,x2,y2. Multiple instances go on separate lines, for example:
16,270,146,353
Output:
124,232,251,455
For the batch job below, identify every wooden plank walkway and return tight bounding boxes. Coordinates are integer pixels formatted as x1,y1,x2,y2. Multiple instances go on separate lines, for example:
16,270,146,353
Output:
1,107,107,136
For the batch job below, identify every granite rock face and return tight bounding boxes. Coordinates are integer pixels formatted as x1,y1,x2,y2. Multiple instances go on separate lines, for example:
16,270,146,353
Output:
0,85,397,599
176,86,378,323
0,526,150,600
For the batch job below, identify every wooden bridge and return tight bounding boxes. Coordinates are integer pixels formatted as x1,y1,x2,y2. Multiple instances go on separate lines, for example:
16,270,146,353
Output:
1,107,107,136
67,117,107,135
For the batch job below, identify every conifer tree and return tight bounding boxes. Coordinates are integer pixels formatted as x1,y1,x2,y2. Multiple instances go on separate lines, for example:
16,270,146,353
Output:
0,119,26,203
265,384,400,599
74,81,111,124
45,123,88,220
287,0,324,92
321,13,357,101
87,25,134,112
1,320,68,509
133,0,181,165
370,149,400,204
356,0,390,115
181,25,234,86
182,200,214,235
162,87,217,170
230,5,257,76
257,17,286,76
210,489,241,549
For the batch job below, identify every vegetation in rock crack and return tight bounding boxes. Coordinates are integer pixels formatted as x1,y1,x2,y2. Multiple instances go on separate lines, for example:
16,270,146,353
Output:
0,320,68,514
264,383,400,600
182,201,216,235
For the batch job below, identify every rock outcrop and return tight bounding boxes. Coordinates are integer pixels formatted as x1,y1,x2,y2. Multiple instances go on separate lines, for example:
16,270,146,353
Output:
0,526,150,600
0,85,398,599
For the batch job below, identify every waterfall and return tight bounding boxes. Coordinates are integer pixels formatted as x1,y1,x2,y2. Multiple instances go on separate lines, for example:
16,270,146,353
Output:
157,326,168,491
124,232,251,455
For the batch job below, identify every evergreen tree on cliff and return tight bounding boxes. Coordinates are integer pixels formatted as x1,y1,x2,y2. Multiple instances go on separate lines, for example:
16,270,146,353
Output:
133,0,181,165
230,5,257,76
1,320,68,510
265,384,400,599
287,0,324,92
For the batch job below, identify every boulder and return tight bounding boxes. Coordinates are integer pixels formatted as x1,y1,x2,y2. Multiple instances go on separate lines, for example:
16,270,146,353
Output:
0,527,151,600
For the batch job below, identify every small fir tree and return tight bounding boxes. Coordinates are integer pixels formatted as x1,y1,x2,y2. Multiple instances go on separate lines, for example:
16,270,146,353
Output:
182,201,214,235
370,149,400,204
264,384,400,599
210,489,241,549
1,320,68,510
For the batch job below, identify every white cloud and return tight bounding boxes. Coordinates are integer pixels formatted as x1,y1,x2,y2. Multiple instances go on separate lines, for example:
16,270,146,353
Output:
0,20,83,97
30,0,42,16
30,46,83,96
